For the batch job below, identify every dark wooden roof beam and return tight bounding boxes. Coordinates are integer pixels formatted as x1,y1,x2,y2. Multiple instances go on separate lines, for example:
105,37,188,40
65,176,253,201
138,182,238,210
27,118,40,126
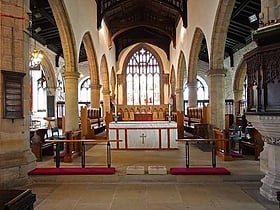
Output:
230,20,253,30
232,0,251,18
229,24,250,35
225,38,238,45
228,26,250,37
37,8,56,26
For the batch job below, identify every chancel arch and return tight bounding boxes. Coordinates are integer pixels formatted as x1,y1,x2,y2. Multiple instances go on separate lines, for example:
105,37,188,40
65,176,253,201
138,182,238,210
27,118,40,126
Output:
121,44,166,105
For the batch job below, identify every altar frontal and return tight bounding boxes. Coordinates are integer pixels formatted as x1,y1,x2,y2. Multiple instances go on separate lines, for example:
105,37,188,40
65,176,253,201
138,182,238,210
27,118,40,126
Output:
109,121,178,149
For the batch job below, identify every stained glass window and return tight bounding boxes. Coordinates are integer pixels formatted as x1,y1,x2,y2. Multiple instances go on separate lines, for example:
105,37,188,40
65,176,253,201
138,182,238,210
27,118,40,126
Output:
126,48,160,105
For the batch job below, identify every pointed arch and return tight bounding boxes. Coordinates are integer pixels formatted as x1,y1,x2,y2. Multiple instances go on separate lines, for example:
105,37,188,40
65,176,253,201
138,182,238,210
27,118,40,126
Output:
233,59,247,94
170,65,176,95
188,27,205,83
100,55,110,94
122,43,165,105
40,52,56,96
48,0,78,73
100,55,111,114
210,0,235,70
110,67,116,98
176,51,187,111
176,51,186,90
121,43,164,75
82,32,99,88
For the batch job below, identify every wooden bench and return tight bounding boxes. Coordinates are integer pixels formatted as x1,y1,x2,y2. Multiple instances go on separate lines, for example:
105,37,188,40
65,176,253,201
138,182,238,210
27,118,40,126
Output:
30,128,54,161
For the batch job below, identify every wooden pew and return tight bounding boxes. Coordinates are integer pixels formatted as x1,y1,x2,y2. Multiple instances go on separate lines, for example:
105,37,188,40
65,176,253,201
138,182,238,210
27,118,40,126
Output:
213,128,232,161
63,130,82,163
80,106,106,139
30,128,53,161
184,105,209,134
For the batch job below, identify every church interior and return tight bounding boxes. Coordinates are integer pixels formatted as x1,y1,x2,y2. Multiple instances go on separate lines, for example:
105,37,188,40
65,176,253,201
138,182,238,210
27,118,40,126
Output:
0,0,280,209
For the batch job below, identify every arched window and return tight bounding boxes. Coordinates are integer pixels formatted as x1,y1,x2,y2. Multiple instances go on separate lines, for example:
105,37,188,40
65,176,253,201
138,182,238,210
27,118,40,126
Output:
80,77,91,102
126,48,160,105
30,65,48,113
184,76,208,100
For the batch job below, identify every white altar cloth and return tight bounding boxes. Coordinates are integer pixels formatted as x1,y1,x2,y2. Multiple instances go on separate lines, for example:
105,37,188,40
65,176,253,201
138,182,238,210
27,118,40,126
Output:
109,121,178,149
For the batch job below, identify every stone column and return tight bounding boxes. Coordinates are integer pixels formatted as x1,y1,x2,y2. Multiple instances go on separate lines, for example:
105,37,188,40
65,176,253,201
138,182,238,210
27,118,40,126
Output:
64,71,80,131
175,88,184,139
233,89,243,116
0,0,36,188
103,90,111,116
187,81,197,107
208,69,226,129
91,84,101,108
246,114,280,202
175,88,184,112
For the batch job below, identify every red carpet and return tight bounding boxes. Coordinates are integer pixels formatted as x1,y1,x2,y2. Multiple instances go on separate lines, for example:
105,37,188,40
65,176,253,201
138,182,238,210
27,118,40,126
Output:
28,167,115,175
170,167,230,175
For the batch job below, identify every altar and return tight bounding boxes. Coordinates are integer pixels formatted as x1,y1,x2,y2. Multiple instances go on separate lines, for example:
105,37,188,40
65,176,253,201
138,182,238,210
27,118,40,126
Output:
109,121,178,149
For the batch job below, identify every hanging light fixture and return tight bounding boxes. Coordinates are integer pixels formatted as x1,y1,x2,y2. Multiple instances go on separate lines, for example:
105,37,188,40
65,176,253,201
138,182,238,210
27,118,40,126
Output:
28,11,43,68
30,44,43,68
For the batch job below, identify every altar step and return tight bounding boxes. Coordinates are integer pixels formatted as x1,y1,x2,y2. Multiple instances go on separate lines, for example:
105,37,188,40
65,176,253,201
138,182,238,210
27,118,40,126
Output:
126,165,167,175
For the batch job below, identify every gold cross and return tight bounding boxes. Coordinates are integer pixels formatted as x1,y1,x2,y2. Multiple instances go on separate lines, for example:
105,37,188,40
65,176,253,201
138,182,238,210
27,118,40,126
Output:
140,133,146,144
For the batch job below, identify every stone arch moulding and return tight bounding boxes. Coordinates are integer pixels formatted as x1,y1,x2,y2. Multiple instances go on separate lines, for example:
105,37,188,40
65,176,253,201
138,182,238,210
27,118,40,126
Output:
40,53,57,96
210,0,235,70
48,0,78,73
121,43,164,75
82,32,100,88
170,65,176,95
188,27,205,84
110,67,116,98
208,0,235,129
100,54,111,114
100,55,110,94
233,59,247,96
176,51,186,90
176,51,186,111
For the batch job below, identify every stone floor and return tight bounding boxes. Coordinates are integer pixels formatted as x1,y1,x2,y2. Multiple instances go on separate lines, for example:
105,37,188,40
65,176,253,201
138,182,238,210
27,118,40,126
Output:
27,141,278,210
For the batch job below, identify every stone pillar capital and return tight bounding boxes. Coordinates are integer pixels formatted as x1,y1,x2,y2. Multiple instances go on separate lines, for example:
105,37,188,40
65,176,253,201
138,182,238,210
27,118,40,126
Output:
208,68,226,77
102,90,111,95
175,88,183,94
63,71,80,80
187,81,197,87
91,84,102,90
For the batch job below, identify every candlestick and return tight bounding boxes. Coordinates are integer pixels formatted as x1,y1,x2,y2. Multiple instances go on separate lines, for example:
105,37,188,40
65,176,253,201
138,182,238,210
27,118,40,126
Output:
168,104,171,116
114,104,117,116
